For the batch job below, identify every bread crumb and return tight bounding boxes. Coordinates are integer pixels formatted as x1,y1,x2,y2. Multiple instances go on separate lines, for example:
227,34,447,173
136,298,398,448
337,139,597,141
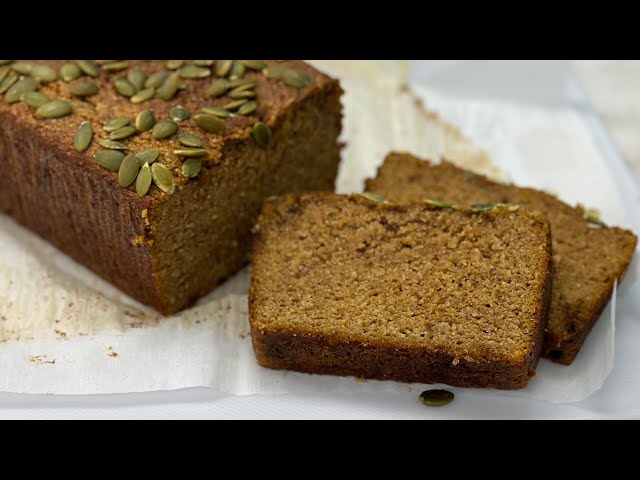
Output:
29,355,56,365
107,347,118,358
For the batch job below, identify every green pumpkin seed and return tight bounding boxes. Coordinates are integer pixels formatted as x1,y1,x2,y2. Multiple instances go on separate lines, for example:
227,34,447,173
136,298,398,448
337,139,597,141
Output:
215,60,233,77
136,148,160,165
104,116,130,132
193,60,214,66
201,106,232,118
178,134,203,147
166,60,184,70
229,82,256,94
114,77,137,97
229,61,245,79
263,65,286,80
0,73,17,94
229,89,256,100
174,148,207,158
69,81,99,97
194,113,226,134
5,77,37,103
253,121,272,147
358,192,386,203
181,158,202,178
237,101,257,116
30,64,58,83
178,65,211,79
99,139,128,150
127,68,146,92
94,150,125,171
74,121,94,152
60,63,82,82
470,203,494,211
109,125,137,140
419,389,454,407
169,105,191,122
136,162,152,197
228,78,256,89
283,68,312,89
135,109,156,132
223,99,247,111
76,60,100,77
156,73,180,101
239,60,267,70
11,62,34,75
0,66,9,83
151,163,175,193
424,199,453,209
152,120,178,139
21,91,51,108
36,100,73,119
207,78,230,97
145,70,170,89
118,153,141,187
102,61,129,71
130,87,155,104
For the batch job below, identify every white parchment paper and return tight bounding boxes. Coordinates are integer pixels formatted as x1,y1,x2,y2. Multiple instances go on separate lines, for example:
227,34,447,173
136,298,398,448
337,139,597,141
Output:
0,61,632,403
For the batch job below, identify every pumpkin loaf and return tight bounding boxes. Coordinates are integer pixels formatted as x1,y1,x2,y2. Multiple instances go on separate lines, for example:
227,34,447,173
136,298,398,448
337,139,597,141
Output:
0,60,343,314
250,193,553,390
366,153,638,364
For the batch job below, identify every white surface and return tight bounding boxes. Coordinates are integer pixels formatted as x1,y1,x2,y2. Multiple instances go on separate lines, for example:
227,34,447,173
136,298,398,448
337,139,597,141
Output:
0,61,638,418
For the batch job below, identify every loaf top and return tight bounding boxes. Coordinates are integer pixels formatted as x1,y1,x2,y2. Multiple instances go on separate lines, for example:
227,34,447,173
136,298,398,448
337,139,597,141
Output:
251,193,553,365
0,60,338,202
366,152,638,362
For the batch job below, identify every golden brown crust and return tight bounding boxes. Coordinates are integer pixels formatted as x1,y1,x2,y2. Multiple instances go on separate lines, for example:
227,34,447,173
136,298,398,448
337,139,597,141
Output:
250,193,553,390
366,152,638,364
0,61,343,314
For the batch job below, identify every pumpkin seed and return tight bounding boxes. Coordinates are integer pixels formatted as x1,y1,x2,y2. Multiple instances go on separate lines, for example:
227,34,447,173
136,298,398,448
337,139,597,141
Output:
169,105,191,122
193,60,214,66
30,64,57,83
201,106,232,118
419,389,454,407
135,109,156,132
0,73,17,94
21,91,50,108
178,65,211,79
5,77,37,103
136,162,152,197
470,203,494,211
127,68,146,92
194,113,226,134
152,120,178,139
60,63,82,82
358,192,386,203
166,60,184,70
11,62,34,75
229,89,256,100
101,61,129,71
207,78,230,97
94,150,125,171
0,66,9,83
0,60,12,65
424,199,453,209
215,60,233,77
145,70,170,89
239,60,266,70
181,158,202,178
136,148,160,165
76,60,100,77
174,148,207,158
237,101,257,116
156,73,180,101
283,68,312,89
68,81,99,97
229,82,256,94
223,99,247,111
74,121,94,152
151,163,175,194
263,65,286,80
253,121,272,147
228,78,256,89
104,116,130,132
109,125,137,140
178,134,203,148
118,153,141,187
130,87,155,104
114,77,136,97
229,61,245,79
99,139,128,150
36,100,73,119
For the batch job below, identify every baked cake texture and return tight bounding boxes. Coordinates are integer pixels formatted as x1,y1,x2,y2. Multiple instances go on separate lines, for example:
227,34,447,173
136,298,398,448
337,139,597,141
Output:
250,193,553,389
366,153,638,364
0,60,343,314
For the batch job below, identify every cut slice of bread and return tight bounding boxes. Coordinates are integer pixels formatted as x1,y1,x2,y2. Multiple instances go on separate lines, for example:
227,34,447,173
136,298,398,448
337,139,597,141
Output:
250,193,553,390
366,153,638,364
